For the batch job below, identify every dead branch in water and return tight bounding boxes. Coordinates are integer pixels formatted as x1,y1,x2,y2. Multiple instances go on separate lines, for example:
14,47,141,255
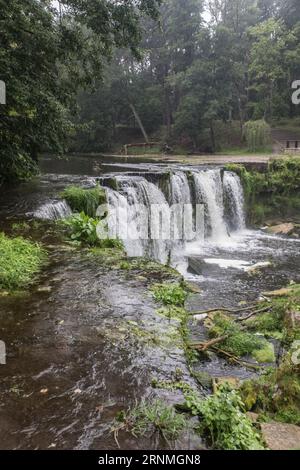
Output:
189,303,259,316
237,306,271,322
211,346,264,370
190,335,229,351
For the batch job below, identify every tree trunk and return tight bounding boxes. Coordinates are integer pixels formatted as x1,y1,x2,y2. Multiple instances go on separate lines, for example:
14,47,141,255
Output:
210,120,216,153
129,103,149,143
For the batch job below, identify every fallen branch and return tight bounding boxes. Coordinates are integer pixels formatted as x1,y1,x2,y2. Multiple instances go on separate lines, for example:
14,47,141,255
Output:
211,346,264,370
190,335,229,351
237,306,270,322
189,304,259,316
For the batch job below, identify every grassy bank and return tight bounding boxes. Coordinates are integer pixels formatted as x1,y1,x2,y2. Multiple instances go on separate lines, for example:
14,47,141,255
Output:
226,157,300,225
61,186,106,217
0,233,46,292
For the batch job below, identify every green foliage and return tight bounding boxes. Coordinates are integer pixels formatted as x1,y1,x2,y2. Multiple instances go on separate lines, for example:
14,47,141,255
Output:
226,158,300,224
183,385,263,450
251,342,275,363
209,313,269,359
151,283,187,307
115,399,187,443
62,212,123,248
62,212,99,246
0,0,161,184
0,233,46,290
243,120,271,151
61,186,106,217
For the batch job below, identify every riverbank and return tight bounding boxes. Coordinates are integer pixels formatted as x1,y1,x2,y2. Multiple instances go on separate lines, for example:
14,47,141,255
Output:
0,159,300,449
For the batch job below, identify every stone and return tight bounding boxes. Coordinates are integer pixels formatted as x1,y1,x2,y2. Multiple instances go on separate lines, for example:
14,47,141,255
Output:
260,422,300,450
193,313,208,323
246,261,272,274
185,281,202,294
267,223,295,236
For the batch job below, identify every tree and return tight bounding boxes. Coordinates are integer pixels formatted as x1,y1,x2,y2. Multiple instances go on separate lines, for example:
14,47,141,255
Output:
0,0,161,184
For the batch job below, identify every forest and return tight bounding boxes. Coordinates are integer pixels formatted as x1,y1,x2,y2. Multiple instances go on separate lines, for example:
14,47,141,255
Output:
1,0,300,456
1,0,300,184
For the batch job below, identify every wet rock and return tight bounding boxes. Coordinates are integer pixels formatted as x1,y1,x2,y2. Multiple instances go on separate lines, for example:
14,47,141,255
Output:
246,261,272,274
260,422,300,450
193,313,208,323
267,223,295,236
185,281,202,294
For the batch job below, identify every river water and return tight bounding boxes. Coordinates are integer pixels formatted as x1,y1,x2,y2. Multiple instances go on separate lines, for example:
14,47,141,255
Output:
0,155,299,449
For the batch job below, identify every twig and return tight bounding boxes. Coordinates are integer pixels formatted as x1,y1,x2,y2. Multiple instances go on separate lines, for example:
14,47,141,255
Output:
189,304,259,316
211,346,264,370
237,306,270,322
190,335,229,351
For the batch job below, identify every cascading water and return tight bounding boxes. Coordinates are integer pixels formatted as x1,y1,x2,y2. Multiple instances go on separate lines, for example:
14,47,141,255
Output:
193,169,228,242
33,200,72,220
223,171,246,231
106,168,247,265
107,176,170,264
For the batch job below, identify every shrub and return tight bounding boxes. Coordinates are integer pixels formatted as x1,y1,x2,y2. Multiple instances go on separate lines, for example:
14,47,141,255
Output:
151,283,187,306
0,233,46,290
62,212,123,248
184,385,263,450
61,186,106,217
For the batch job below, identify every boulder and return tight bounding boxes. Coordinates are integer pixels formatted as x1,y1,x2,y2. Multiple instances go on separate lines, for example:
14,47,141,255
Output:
260,422,300,450
267,223,295,236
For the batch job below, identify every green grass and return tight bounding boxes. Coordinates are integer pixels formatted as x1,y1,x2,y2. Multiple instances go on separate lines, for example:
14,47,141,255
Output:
115,399,187,443
151,283,187,307
126,146,161,155
209,313,270,359
219,146,273,156
0,233,46,291
61,185,106,217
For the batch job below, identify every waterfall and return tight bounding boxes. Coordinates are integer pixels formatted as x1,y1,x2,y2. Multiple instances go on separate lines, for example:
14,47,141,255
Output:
106,168,246,264
223,171,246,231
34,200,72,220
107,176,170,264
170,171,191,205
193,169,228,242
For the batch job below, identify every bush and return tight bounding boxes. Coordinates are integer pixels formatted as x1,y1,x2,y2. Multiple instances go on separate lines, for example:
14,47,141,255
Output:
61,186,106,217
226,158,300,224
0,233,46,290
184,386,263,450
62,212,123,248
151,283,187,306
